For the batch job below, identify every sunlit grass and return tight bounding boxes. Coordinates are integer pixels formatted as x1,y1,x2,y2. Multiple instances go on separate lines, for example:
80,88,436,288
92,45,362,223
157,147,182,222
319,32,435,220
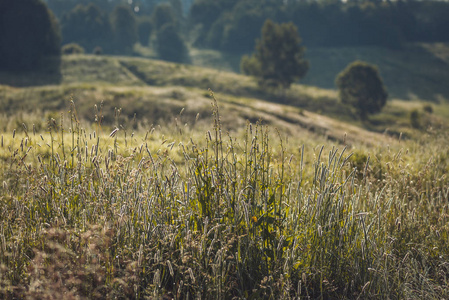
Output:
1,94,448,299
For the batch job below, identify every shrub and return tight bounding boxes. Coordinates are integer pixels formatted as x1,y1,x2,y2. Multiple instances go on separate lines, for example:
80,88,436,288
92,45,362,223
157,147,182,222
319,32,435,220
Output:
410,108,421,128
336,61,388,119
62,43,85,55
423,104,433,114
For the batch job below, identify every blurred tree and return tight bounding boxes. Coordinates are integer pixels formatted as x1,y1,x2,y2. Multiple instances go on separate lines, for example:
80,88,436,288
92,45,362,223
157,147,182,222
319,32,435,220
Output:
152,3,177,30
0,0,61,72
137,17,153,46
190,0,238,28
336,61,388,119
241,20,308,89
156,23,189,63
220,2,266,53
111,5,138,54
169,0,184,21
61,3,112,52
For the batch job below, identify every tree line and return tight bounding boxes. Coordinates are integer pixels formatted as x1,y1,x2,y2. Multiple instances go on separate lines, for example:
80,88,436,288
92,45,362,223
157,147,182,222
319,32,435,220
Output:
191,0,449,53
0,0,190,73
3,0,449,73
56,0,188,60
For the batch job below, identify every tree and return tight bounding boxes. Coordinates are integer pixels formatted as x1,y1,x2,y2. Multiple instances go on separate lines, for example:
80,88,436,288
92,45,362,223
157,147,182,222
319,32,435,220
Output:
152,3,177,31
189,0,236,28
111,5,138,54
156,23,189,63
241,19,308,89
0,0,61,72
137,17,153,46
61,3,112,52
336,61,388,118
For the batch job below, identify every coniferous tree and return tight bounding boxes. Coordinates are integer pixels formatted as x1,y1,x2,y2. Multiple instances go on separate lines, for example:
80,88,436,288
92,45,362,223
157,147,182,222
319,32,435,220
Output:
241,19,308,89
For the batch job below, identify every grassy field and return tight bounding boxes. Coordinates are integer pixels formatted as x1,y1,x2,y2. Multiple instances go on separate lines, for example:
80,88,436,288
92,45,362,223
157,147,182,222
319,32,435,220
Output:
1,54,449,299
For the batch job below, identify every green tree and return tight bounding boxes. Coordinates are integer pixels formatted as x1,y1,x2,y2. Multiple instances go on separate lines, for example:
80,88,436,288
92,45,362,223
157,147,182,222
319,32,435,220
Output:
241,19,308,89
152,3,177,31
61,3,112,52
169,0,184,21
336,61,388,118
156,23,189,63
111,5,138,54
0,0,61,72
137,17,153,46
190,0,236,28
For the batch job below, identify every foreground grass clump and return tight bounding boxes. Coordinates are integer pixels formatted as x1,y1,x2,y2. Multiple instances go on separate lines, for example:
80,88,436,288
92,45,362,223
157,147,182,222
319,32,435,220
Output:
1,96,448,299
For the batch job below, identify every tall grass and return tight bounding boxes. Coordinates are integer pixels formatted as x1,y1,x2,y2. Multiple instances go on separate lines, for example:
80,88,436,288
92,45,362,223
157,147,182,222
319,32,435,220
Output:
1,94,448,299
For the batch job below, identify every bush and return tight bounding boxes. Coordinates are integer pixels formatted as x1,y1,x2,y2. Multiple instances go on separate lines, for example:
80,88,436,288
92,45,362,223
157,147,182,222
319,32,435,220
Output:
423,104,433,114
336,61,388,119
0,0,61,72
62,43,85,55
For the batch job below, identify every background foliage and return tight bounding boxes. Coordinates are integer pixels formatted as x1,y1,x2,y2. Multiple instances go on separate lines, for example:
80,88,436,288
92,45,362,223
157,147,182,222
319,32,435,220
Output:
0,0,61,72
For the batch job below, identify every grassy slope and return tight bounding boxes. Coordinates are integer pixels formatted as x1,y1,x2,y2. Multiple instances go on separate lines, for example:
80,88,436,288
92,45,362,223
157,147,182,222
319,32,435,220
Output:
189,43,449,102
2,54,447,147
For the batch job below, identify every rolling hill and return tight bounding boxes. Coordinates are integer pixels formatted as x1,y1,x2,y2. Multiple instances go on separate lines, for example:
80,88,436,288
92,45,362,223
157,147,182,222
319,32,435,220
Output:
0,53,447,146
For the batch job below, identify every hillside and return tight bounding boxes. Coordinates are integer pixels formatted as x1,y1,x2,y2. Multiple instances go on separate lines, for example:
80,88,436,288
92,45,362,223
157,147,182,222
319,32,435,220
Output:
1,54,447,145
189,44,449,102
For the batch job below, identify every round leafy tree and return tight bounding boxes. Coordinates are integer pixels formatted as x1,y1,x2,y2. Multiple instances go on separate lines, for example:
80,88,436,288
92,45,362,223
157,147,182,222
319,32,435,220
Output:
241,19,308,89
0,0,61,72
156,23,189,63
336,61,388,119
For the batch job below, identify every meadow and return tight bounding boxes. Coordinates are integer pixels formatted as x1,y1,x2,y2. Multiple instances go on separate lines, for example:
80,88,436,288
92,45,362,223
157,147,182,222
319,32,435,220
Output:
1,54,449,299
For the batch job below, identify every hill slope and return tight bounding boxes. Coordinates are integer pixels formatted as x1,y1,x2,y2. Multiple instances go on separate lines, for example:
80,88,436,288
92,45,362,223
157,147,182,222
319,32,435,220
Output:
1,54,447,145
189,44,449,101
